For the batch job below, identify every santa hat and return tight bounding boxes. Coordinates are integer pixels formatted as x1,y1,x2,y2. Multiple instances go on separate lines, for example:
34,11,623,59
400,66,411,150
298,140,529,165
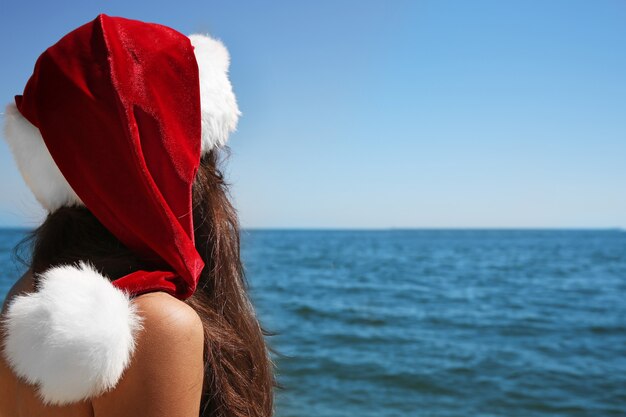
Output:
2,14,240,405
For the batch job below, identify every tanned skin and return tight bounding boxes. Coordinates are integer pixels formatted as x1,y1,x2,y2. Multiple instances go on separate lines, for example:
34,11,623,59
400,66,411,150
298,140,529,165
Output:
0,272,205,417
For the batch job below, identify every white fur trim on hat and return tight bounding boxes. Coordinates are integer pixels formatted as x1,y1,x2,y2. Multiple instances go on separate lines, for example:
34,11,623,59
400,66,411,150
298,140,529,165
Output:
1,263,142,405
2,34,239,212
3,104,83,212
189,34,241,152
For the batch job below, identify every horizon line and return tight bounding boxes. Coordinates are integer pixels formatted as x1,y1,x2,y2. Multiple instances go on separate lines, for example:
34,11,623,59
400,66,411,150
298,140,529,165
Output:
244,227,625,232
0,225,623,232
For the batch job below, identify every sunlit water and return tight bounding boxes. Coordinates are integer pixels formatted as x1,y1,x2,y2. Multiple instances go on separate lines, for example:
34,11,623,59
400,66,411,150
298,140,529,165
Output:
2,229,625,416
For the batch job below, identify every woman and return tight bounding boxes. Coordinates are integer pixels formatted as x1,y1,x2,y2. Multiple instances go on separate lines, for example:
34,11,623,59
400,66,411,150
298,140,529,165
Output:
0,14,274,417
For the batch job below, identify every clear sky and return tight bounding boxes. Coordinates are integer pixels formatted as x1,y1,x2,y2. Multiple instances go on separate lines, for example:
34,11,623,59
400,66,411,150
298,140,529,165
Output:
0,1,624,229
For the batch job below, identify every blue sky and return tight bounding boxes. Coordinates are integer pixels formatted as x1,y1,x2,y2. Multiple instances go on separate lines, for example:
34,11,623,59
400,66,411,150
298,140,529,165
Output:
1,1,624,228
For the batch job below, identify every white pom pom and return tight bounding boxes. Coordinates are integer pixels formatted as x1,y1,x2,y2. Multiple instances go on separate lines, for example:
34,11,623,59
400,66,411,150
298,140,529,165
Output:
189,34,241,153
1,262,142,405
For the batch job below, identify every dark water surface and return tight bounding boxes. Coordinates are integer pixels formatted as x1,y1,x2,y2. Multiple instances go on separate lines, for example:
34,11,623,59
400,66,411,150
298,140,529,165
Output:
2,229,625,416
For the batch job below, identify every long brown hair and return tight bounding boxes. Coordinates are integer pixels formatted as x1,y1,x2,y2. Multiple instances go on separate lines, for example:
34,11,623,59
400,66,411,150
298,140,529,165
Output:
20,151,275,417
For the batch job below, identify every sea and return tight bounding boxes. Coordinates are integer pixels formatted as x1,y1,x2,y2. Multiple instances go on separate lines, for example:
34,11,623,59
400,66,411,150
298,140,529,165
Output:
1,229,625,417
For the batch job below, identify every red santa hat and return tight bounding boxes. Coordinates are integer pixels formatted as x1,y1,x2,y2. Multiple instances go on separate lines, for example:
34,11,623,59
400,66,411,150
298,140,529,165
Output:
2,14,240,405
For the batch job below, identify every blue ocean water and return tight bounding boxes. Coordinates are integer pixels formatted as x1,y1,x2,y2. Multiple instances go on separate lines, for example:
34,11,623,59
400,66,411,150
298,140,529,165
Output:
1,229,625,416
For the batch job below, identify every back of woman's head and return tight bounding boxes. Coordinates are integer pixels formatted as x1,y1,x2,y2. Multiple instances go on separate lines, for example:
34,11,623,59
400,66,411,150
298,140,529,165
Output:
23,151,274,417
3,15,274,415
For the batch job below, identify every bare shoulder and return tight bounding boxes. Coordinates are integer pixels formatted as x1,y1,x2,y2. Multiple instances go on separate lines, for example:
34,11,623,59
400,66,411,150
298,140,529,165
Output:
92,291,204,417
132,291,204,342
1,269,33,401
